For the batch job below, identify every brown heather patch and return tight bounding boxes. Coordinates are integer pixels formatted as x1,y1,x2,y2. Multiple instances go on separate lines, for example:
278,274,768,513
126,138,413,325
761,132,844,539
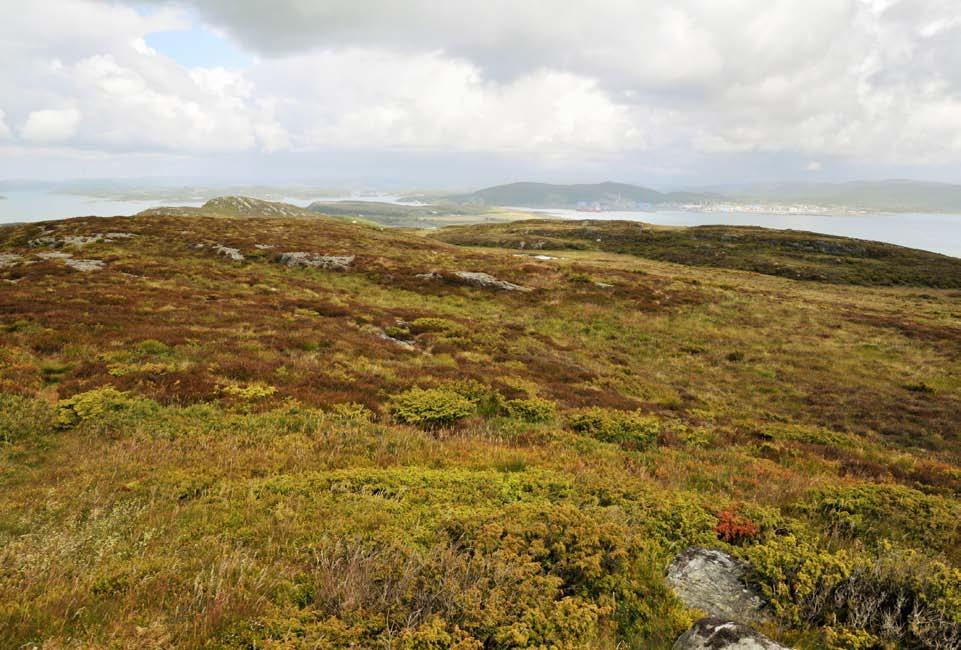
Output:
844,310,961,349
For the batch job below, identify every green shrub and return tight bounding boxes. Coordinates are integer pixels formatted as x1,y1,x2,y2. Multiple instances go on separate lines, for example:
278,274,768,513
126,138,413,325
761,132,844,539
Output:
802,484,961,558
383,325,412,340
409,317,467,337
504,396,557,423
221,383,277,401
137,339,172,356
56,387,132,429
744,534,961,648
567,407,660,449
40,362,72,385
442,503,691,647
388,387,476,429
0,394,55,443
329,401,374,423
444,379,502,417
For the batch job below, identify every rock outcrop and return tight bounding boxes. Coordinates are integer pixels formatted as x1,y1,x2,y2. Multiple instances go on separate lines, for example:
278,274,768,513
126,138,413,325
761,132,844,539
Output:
451,271,531,292
278,252,354,270
666,548,769,623
29,232,133,247
202,196,315,218
34,251,105,272
212,245,244,261
0,253,23,268
64,258,106,272
673,618,790,650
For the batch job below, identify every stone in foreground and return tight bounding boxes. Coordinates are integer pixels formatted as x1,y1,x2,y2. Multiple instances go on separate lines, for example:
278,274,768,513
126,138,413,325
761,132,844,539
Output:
674,617,790,650
666,548,769,623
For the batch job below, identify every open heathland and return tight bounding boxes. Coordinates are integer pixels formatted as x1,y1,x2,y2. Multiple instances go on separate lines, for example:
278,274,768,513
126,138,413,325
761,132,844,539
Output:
1,203,960,649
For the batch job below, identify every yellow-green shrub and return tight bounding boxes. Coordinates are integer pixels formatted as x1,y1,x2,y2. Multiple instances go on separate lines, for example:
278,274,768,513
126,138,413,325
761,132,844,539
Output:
329,401,374,423
743,534,961,648
221,383,277,401
56,387,132,428
388,387,475,429
567,407,660,449
504,396,557,423
0,394,55,443
802,484,961,558
409,317,466,337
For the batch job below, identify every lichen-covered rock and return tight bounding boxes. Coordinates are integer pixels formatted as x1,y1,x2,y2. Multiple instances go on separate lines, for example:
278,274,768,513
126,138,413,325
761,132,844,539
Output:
29,232,134,247
32,251,105,272
278,252,354,270
0,253,23,268
64,258,106,272
451,271,530,292
213,245,244,261
673,618,790,650
666,548,769,623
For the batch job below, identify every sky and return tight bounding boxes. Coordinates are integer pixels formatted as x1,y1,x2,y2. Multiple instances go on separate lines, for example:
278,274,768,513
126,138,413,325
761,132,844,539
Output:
1,0,961,189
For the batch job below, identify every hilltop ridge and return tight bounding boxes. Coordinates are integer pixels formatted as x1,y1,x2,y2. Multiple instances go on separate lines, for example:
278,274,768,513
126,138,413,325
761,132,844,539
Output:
137,195,322,220
436,181,713,208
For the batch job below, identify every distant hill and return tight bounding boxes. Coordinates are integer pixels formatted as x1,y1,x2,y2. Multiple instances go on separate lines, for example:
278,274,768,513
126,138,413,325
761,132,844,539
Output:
439,179,961,213
137,196,323,220
441,181,714,208
714,179,961,213
432,218,961,287
137,196,538,229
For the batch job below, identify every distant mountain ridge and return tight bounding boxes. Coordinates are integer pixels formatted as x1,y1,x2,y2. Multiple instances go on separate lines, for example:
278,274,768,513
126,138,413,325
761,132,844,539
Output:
441,182,715,208
712,179,961,213
439,179,961,213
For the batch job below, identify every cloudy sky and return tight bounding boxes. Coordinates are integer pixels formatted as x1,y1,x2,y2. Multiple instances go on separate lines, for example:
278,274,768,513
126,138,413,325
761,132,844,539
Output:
1,0,961,188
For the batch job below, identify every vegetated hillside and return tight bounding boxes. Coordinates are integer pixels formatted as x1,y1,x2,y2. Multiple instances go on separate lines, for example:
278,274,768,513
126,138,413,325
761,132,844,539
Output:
433,219,961,288
139,195,537,229
442,181,712,207
717,179,961,213
305,199,537,228
138,195,322,220
2,209,961,649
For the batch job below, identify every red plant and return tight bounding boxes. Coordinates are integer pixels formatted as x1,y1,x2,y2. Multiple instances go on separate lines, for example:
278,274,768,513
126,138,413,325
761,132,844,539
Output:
715,509,760,545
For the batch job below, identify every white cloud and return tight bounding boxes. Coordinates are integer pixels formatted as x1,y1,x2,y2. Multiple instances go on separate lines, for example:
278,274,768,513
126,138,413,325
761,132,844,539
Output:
0,110,11,139
250,50,646,153
806,161,823,172
196,1,961,160
21,108,82,142
2,0,961,178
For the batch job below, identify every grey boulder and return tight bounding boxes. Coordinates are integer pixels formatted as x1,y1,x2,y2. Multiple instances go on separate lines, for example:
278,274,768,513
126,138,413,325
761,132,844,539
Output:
666,548,770,623
673,617,790,650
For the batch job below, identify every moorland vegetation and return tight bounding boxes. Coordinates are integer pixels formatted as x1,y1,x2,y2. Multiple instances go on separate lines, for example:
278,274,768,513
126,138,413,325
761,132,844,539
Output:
1,201,960,648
